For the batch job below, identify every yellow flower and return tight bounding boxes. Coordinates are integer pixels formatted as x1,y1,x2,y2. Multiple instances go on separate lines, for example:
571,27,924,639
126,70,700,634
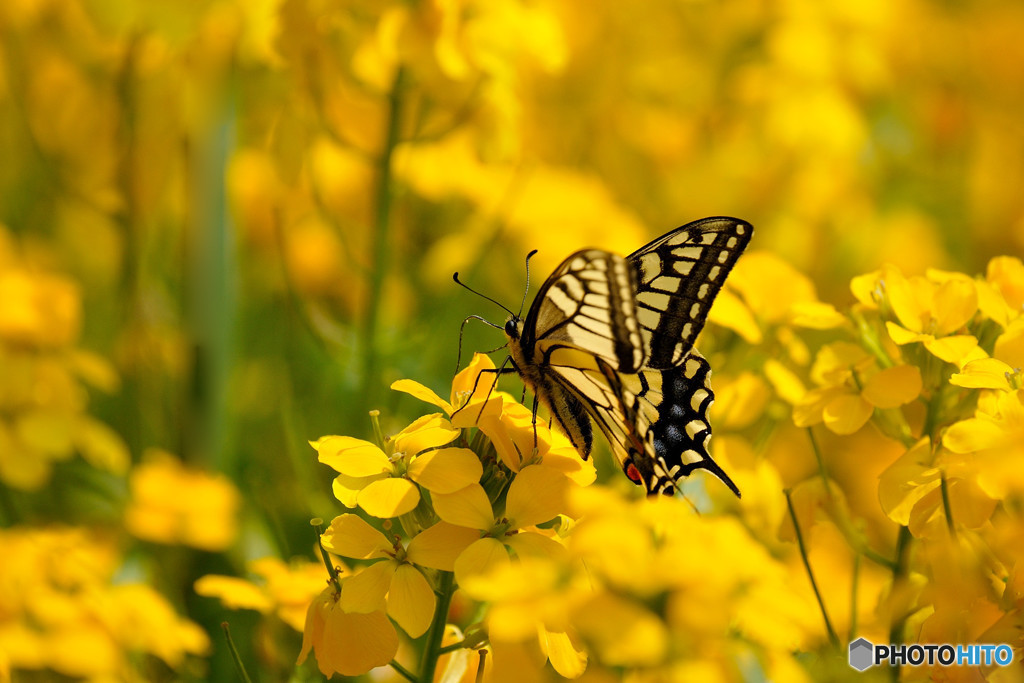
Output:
879,438,997,537
393,352,504,425
124,449,241,551
320,514,437,638
313,414,471,518
720,252,846,347
943,389,1024,499
950,318,1024,389
296,584,398,678
0,527,208,679
0,268,81,348
869,264,981,365
410,464,575,594
194,557,330,631
794,342,922,434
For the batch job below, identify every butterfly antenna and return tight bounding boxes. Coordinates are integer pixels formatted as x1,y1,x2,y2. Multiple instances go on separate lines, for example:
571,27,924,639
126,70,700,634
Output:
456,315,504,373
518,249,539,318
453,273,516,318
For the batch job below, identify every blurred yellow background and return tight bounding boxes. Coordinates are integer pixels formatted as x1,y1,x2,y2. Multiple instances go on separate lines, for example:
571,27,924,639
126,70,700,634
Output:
2,0,1023,680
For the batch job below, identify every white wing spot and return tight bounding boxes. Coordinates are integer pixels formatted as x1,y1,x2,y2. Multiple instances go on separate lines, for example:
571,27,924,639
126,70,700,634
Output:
690,388,709,411
697,283,709,299
689,303,700,317
681,449,702,464
674,261,694,276
685,420,705,439
644,291,671,310
727,236,738,248
682,322,693,340
640,252,661,276
684,358,701,378
708,265,721,281
676,246,703,261
717,251,728,264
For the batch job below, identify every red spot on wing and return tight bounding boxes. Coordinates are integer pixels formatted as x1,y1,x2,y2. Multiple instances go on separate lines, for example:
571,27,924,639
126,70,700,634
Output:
625,462,642,484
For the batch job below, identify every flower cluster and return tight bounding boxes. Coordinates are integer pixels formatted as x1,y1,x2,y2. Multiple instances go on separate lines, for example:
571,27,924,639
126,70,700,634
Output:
0,527,209,679
301,352,824,679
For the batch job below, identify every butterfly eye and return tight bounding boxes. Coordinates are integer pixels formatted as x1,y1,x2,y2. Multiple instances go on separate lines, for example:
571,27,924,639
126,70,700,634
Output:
504,318,519,338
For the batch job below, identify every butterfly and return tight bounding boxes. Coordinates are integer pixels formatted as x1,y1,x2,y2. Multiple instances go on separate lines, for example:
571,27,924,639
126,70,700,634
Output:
457,217,751,497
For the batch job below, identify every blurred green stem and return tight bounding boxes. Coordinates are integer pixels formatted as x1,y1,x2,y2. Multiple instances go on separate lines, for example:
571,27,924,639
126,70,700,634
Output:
888,525,912,682
784,489,840,649
940,472,956,538
419,570,455,683
221,622,254,683
362,67,406,408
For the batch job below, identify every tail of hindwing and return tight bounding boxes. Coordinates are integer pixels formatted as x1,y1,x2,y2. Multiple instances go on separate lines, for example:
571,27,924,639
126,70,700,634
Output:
609,352,741,497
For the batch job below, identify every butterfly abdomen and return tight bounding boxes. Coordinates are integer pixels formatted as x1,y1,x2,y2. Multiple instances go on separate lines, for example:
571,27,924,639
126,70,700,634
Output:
506,317,595,458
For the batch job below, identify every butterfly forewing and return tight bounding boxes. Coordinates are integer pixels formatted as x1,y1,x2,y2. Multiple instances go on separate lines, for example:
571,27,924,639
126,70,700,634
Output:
525,249,646,373
630,217,752,369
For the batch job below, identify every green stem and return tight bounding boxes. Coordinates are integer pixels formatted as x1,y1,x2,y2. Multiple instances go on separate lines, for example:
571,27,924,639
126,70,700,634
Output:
888,526,912,682
940,472,957,538
361,67,406,408
784,489,840,649
849,553,861,642
419,571,455,683
389,660,418,683
806,428,833,499
475,649,488,683
221,622,254,683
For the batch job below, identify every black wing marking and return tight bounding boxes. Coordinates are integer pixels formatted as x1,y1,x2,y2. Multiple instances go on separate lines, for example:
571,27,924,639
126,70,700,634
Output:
629,217,752,369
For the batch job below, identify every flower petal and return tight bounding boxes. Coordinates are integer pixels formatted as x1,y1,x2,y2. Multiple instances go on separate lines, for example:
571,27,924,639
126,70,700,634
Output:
387,565,436,638
862,365,922,409
392,414,459,455
572,593,667,667
878,440,940,525
316,436,391,478
357,478,420,518
544,630,587,679
341,561,395,613
886,321,926,345
822,394,873,435
321,603,398,676
950,358,1014,389
454,537,511,595
505,465,571,528
406,522,481,571
922,335,980,365
408,447,483,493
391,379,453,414
943,418,1013,453
432,484,494,530
321,514,392,559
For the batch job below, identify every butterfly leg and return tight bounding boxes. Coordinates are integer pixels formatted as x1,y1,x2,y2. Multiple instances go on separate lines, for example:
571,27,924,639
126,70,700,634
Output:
449,356,517,425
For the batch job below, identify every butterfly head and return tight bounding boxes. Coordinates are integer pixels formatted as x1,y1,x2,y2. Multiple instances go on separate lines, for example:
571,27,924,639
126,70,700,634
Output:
503,315,523,341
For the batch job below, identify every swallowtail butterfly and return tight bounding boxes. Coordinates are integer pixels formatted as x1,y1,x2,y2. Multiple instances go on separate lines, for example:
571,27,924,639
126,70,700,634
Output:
459,217,751,497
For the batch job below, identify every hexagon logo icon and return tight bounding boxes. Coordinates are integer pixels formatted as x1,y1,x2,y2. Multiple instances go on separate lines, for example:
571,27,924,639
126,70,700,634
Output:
849,638,874,671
